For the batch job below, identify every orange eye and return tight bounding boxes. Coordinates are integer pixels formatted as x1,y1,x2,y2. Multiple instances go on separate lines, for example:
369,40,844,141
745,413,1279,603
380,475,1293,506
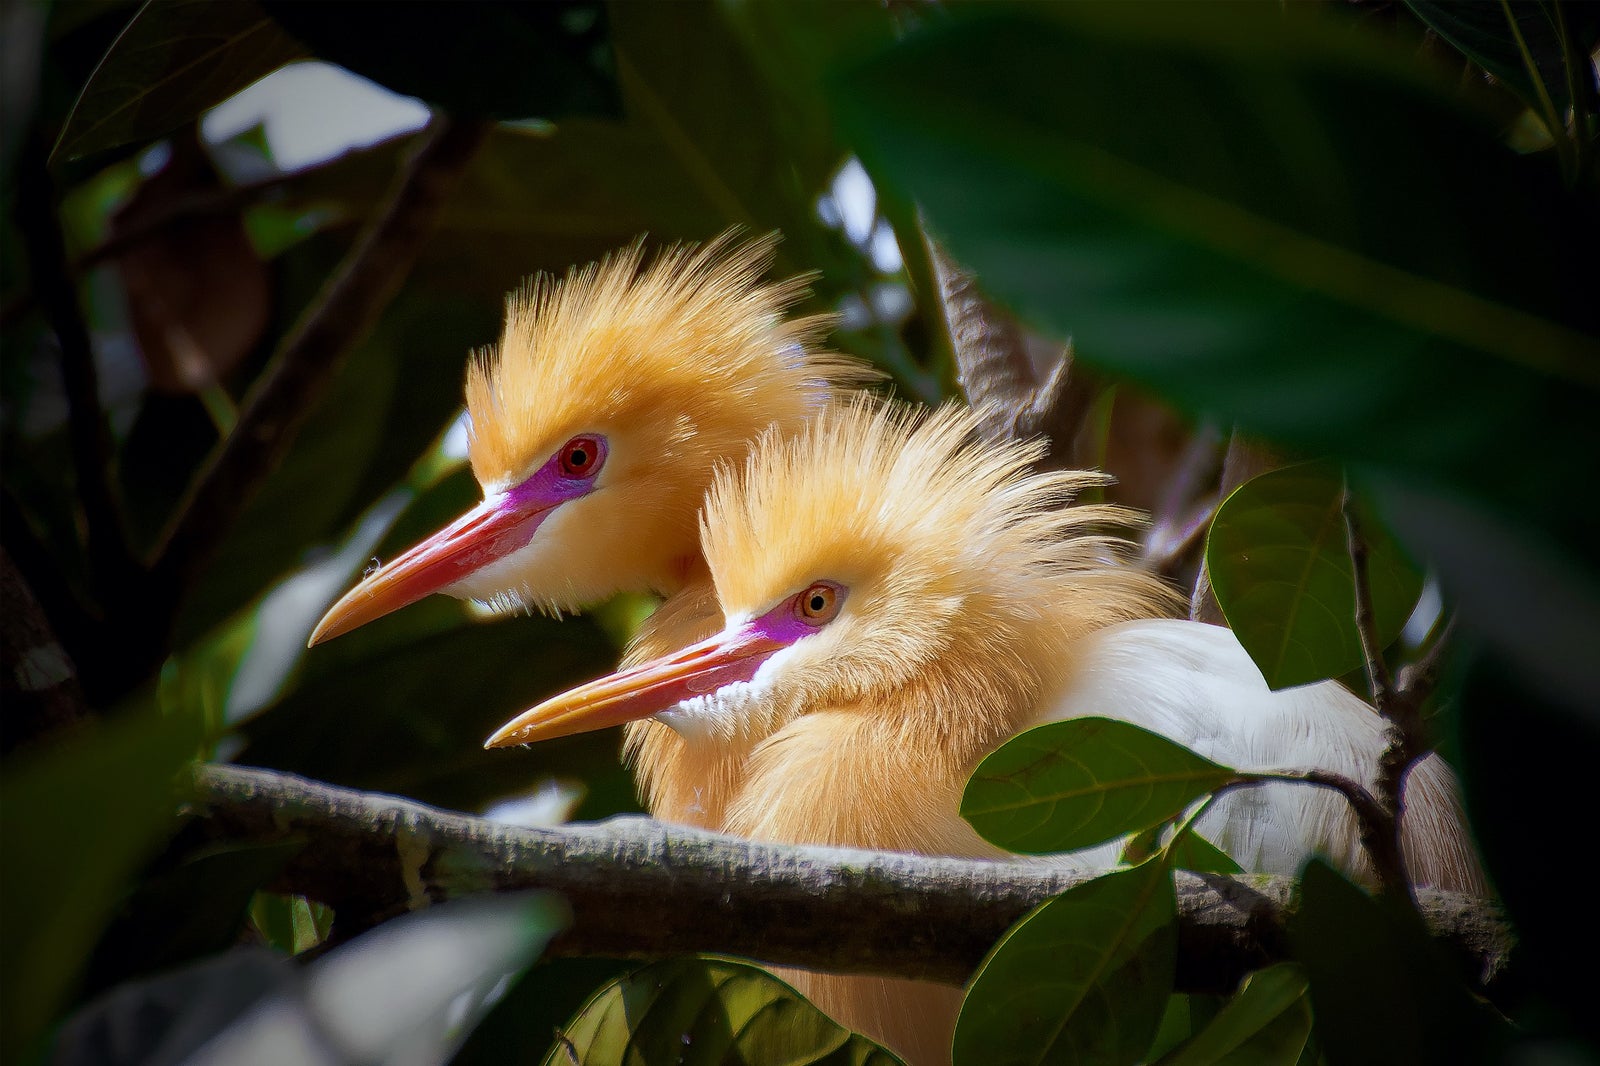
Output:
796,582,841,625
559,436,602,478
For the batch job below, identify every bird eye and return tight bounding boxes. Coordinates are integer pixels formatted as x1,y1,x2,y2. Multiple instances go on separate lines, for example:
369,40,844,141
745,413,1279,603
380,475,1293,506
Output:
559,436,602,479
796,582,842,625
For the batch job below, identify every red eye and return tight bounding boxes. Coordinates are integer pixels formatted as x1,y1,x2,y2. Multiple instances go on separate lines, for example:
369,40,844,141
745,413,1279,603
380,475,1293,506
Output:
559,436,602,479
795,582,842,625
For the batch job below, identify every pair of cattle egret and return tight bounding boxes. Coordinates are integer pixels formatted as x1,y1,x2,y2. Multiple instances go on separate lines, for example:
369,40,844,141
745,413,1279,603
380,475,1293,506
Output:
310,235,1483,1064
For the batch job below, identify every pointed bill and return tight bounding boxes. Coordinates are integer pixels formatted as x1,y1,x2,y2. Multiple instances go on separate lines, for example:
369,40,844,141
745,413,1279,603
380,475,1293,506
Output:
484,621,793,748
309,492,553,647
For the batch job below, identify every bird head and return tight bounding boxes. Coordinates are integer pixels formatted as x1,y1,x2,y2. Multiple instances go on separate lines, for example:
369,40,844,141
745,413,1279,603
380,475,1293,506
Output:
486,401,1179,766
309,233,873,645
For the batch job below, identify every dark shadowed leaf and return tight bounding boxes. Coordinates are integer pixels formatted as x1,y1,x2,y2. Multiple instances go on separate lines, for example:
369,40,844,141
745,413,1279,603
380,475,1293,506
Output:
1456,651,1599,1043
962,718,1237,855
262,1,619,120
50,947,295,1066
112,130,269,395
454,957,632,1066
1153,963,1312,1066
954,859,1177,1066
81,838,304,1002
1290,860,1508,1066
554,956,903,1066
1404,1,1595,118
173,255,497,646
1207,462,1423,689
238,601,634,816
0,704,201,1059
54,0,306,162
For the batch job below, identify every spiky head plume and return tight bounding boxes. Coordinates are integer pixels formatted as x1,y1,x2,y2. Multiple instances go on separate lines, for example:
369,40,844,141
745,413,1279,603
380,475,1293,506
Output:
690,399,1182,764
454,231,876,612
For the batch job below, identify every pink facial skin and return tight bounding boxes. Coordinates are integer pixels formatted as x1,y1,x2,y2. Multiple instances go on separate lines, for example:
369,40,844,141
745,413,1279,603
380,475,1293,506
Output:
483,581,848,748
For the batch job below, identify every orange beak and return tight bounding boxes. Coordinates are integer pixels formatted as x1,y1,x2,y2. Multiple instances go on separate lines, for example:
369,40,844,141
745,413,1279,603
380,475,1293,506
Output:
484,617,800,747
309,449,607,647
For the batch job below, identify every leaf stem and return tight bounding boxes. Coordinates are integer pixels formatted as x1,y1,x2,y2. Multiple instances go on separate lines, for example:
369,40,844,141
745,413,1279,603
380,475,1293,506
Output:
1500,0,1573,182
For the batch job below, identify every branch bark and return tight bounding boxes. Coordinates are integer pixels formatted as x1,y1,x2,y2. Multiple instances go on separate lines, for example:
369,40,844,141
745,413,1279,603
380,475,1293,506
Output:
186,764,1513,996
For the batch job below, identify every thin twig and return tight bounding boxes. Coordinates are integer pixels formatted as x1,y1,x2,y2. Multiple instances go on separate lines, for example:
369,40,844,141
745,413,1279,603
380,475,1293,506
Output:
144,117,489,646
11,128,135,600
1254,768,1408,900
1394,615,1457,714
1342,486,1397,711
186,764,1511,994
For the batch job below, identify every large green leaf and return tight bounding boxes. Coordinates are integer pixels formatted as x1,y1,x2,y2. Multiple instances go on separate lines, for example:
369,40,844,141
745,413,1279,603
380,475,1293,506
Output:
1153,963,1313,1066
1290,860,1508,1066
53,0,306,162
962,718,1238,855
0,704,201,1059
262,1,619,121
830,1,1600,714
954,858,1178,1066
1206,462,1424,690
553,956,903,1066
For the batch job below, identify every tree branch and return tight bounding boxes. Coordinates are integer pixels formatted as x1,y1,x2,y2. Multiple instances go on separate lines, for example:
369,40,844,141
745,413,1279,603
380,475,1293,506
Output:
143,117,489,650
11,128,135,601
1252,768,1408,900
186,764,1512,996
1342,487,1397,712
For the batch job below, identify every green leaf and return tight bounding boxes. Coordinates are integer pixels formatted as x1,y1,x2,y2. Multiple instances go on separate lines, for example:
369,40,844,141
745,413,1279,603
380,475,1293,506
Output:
1167,832,1245,877
262,1,620,120
954,859,1178,1066
1206,462,1424,690
0,705,201,1059
1290,860,1509,1066
962,718,1237,855
552,956,903,1066
1153,964,1312,1066
54,0,306,162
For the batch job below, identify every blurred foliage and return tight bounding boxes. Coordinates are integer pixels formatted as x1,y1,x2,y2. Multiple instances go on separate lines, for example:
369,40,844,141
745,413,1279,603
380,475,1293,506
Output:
2,0,1596,1064
554,956,904,1066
